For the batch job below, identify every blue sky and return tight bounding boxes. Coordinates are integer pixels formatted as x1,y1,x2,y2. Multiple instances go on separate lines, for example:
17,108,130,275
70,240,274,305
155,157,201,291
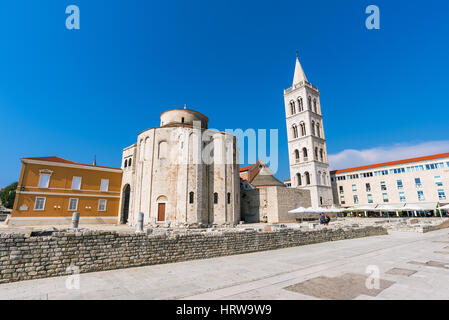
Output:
1,0,449,187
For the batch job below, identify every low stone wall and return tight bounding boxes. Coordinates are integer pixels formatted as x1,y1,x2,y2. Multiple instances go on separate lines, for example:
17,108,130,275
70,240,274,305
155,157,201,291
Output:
0,226,387,284
421,219,449,233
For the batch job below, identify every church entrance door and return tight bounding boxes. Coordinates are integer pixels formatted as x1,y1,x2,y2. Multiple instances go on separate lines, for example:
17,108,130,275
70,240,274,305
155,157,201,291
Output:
157,203,166,222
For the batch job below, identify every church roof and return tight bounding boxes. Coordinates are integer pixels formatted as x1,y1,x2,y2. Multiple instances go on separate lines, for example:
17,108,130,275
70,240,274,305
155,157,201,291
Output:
250,173,285,187
292,54,308,85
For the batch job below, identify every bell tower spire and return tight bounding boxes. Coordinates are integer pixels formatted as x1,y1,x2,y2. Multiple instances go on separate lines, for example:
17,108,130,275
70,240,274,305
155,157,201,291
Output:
292,51,308,85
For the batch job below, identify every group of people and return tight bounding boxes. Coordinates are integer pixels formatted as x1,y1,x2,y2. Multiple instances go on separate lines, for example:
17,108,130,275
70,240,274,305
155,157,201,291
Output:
319,213,331,225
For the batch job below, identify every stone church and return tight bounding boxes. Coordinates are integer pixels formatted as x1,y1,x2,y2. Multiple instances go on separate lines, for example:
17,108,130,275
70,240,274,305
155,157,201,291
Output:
119,108,241,227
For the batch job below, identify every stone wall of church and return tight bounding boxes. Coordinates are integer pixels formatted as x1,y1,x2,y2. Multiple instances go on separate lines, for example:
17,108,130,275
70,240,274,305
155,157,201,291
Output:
241,186,311,223
0,226,387,284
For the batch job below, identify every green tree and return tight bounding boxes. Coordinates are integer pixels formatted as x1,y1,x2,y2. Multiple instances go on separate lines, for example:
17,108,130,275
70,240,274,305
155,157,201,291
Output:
0,182,18,209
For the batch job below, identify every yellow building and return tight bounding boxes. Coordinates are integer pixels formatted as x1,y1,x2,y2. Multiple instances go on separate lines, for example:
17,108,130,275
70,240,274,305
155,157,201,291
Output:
9,157,122,226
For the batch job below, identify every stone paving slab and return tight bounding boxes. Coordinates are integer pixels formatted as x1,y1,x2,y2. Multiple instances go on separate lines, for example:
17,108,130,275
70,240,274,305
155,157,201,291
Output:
408,260,449,269
284,273,395,300
0,229,448,300
386,268,417,277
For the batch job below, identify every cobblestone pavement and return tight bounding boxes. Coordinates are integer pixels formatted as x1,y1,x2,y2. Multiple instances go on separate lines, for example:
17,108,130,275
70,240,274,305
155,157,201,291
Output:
0,229,448,300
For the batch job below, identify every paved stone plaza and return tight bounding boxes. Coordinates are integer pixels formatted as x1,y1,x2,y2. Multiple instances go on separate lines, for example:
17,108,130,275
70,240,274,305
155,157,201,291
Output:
0,228,448,300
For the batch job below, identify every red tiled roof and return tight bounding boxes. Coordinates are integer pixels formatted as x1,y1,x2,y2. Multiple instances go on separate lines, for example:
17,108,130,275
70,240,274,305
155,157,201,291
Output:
239,164,254,172
22,156,121,170
330,152,449,175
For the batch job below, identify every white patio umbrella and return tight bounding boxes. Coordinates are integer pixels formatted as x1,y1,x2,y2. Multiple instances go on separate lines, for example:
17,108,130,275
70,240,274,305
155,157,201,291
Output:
438,204,449,210
288,207,322,214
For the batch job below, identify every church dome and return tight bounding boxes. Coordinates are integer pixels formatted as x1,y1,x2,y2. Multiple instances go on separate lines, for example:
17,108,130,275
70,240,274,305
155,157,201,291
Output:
160,108,208,129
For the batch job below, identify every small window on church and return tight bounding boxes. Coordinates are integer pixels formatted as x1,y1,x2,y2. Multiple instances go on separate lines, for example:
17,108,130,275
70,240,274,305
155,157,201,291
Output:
227,192,231,204
182,117,185,123
214,192,218,204
189,192,194,204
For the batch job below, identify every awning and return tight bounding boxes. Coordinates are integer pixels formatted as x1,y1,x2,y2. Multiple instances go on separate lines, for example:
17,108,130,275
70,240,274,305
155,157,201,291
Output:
405,202,438,210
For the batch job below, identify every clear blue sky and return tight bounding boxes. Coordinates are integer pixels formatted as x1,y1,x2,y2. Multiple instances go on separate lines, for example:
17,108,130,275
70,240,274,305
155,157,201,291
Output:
1,0,449,187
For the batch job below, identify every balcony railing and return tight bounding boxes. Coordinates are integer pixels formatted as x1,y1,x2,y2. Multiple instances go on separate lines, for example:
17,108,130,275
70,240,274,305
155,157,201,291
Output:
284,81,319,94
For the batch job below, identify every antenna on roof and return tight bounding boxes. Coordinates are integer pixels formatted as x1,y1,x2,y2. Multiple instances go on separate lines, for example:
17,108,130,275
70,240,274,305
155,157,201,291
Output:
93,155,96,166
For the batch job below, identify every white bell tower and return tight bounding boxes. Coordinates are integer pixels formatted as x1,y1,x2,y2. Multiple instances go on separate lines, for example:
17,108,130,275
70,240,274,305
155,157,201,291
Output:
283,52,334,207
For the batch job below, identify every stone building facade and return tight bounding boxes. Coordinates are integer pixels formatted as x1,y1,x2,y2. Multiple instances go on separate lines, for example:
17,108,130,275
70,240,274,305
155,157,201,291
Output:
283,55,334,207
119,108,241,227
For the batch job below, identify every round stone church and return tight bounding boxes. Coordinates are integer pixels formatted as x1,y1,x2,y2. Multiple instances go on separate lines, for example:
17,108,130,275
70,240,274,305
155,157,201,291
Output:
119,108,240,227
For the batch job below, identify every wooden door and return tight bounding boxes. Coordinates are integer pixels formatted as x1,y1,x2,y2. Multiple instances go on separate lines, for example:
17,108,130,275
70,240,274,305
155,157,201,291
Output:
157,203,166,222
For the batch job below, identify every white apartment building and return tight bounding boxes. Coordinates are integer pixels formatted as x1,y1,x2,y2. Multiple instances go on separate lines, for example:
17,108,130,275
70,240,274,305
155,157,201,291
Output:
330,153,449,210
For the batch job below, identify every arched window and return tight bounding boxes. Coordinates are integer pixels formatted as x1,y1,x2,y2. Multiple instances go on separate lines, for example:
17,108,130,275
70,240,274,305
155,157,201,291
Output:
316,123,321,138
315,147,318,159
227,192,231,204
292,125,298,139
189,192,194,204
296,173,302,186
322,172,327,185
302,147,308,160
298,98,304,112
300,122,306,136
214,192,218,204
305,172,311,185
294,149,300,162
124,160,127,168
158,141,168,159
313,98,317,113
317,171,321,185
308,96,312,110
290,101,296,115
311,121,315,135
128,158,132,167
139,139,144,161
320,148,324,161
